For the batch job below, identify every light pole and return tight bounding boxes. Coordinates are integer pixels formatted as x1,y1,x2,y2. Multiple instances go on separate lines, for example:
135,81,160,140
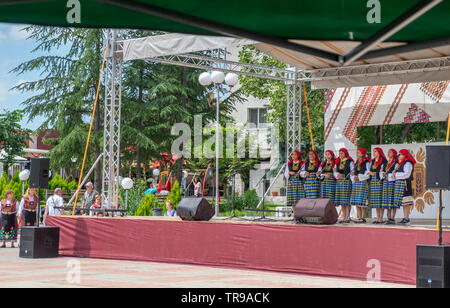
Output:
19,169,30,195
121,177,133,213
198,71,239,216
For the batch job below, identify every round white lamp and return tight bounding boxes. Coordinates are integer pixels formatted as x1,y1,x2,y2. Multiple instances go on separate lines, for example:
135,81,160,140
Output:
225,73,239,87
152,168,160,178
198,72,212,86
19,169,30,181
121,177,134,212
121,177,133,190
211,71,225,84
19,169,30,195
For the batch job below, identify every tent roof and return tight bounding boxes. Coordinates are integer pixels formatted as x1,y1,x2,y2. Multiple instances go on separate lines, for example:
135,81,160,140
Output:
1,0,448,42
2,0,450,88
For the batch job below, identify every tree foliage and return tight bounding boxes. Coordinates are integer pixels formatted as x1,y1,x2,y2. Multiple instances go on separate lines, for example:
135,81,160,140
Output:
0,110,32,173
238,45,324,160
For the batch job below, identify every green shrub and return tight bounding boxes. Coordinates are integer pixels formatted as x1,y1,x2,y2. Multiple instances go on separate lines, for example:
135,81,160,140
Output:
242,189,259,208
0,173,8,197
1,171,22,200
120,178,148,216
135,193,158,216
222,188,259,213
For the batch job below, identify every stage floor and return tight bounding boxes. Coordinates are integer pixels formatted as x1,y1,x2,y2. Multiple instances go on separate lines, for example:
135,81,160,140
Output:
46,215,450,285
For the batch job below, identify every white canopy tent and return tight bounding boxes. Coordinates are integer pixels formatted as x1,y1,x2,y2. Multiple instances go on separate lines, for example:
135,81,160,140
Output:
119,33,450,88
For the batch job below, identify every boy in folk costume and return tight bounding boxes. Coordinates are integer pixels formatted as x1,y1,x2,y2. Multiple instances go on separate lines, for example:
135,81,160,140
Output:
381,149,398,225
1,190,19,248
350,148,371,223
318,150,336,201
300,150,321,199
284,150,305,213
17,188,39,227
369,148,388,224
393,149,416,225
333,148,354,222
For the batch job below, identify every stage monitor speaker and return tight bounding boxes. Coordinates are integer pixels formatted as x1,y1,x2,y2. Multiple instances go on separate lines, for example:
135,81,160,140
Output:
294,198,338,225
426,146,450,189
30,157,50,189
176,198,215,221
416,245,450,288
19,226,59,258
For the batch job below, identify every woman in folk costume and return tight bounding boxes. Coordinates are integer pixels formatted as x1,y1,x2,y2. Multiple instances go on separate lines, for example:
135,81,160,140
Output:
300,150,321,199
333,148,354,222
17,188,39,227
1,190,18,248
393,149,416,225
369,148,388,224
350,148,371,223
318,150,336,201
284,150,305,212
382,149,399,225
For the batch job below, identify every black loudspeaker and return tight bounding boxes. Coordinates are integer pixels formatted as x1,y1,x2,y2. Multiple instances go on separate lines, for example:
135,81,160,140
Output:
19,226,59,258
426,146,450,189
416,245,450,288
176,198,215,221
294,198,338,224
30,157,50,189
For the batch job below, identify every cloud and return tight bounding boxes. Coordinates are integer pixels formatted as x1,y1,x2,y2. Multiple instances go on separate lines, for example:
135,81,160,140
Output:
9,25,30,40
0,31,6,41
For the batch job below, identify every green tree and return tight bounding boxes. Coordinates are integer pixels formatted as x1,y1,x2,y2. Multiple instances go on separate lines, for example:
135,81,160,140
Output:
0,110,32,175
11,27,104,189
238,45,325,159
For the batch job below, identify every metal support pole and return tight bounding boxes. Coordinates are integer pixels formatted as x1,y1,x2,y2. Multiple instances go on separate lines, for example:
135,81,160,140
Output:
439,190,442,246
125,189,129,211
215,84,220,217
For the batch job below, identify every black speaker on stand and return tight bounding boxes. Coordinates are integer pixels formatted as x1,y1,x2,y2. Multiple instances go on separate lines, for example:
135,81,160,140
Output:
20,158,60,259
416,146,450,288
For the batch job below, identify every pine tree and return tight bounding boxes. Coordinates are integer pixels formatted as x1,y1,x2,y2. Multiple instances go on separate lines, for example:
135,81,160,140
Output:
11,27,104,189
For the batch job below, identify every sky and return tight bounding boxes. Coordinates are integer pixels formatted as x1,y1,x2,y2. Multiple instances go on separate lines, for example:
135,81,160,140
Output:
0,23,47,131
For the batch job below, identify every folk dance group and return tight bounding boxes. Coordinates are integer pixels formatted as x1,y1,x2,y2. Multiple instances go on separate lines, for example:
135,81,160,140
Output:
285,147,415,225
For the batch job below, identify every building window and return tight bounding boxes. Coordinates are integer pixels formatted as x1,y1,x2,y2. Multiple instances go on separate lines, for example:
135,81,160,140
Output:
248,108,267,128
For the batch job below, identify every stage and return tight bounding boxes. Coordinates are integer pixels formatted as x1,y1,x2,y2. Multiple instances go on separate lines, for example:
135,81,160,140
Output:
45,216,450,285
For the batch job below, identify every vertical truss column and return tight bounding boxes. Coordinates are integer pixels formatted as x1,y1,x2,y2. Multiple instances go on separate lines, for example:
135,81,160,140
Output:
102,29,123,209
285,69,302,161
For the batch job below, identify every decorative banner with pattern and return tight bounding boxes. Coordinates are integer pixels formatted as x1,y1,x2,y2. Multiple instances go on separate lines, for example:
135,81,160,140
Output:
324,81,450,160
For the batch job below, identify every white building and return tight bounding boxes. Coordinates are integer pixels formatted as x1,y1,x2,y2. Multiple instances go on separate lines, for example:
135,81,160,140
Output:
226,46,286,204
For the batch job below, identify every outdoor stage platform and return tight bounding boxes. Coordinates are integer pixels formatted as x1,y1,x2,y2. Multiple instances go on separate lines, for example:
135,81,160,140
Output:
45,216,450,285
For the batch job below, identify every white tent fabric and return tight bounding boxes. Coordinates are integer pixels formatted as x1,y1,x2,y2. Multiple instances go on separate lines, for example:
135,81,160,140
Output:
122,33,254,61
120,33,450,88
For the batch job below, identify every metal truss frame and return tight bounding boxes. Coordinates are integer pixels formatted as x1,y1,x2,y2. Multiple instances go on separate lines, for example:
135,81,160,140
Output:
102,29,123,208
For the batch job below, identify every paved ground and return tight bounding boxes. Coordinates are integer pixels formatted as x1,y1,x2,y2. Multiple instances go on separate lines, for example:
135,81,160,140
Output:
0,248,412,288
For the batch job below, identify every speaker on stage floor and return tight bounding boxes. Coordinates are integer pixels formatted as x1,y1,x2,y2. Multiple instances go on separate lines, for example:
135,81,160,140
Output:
294,198,338,225
417,245,450,288
426,146,450,189
30,157,50,189
176,198,215,221
19,226,59,258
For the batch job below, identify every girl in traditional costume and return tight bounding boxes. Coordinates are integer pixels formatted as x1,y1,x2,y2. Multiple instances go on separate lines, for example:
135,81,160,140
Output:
350,148,371,223
318,150,336,201
333,148,354,222
382,149,398,225
300,150,321,199
369,148,388,224
285,150,305,212
393,149,416,225
18,188,39,227
1,190,18,248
